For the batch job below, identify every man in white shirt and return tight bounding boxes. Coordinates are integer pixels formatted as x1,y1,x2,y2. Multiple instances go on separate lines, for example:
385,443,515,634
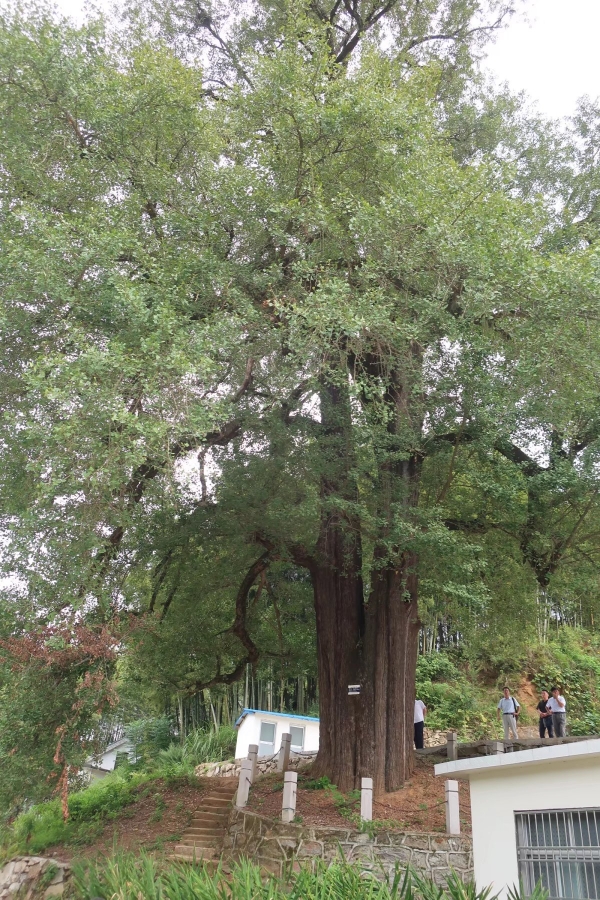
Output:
497,687,520,740
546,686,567,737
414,699,427,749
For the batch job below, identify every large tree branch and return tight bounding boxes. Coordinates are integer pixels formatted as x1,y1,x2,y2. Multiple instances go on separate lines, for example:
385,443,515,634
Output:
148,549,174,614
93,360,255,571
424,430,544,478
254,532,316,571
183,551,272,695
493,439,544,477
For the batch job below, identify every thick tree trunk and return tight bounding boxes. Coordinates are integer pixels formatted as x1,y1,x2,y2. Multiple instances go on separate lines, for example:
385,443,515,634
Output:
309,519,364,791
359,560,420,793
309,368,421,792
309,373,364,790
311,548,419,793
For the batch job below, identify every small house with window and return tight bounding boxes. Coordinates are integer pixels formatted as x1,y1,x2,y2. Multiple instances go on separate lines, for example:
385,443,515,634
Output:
83,736,135,781
435,738,600,900
234,709,319,760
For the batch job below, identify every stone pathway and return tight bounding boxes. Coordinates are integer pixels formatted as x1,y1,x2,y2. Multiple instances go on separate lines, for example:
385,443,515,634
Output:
171,782,237,863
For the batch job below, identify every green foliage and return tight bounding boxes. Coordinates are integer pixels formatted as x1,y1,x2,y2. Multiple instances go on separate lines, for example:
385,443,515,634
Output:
68,779,134,823
125,717,174,764
528,629,600,736
303,776,333,790
38,863,59,891
299,774,361,823
3,0,600,799
157,726,237,770
416,654,487,737
8,775,136,854
11,800,67,854
0,609,115,814
71,852,516,900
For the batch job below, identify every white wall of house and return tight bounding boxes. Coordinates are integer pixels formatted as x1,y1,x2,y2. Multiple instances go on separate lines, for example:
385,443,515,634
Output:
235,710,319,760
84,738,134,780
436,739,600,899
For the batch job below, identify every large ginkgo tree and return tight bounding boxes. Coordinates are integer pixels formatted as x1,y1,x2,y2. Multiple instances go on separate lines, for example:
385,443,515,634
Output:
2,0,600,796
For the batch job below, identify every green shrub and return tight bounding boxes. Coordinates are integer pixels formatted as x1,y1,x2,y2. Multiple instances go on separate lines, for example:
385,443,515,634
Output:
12,800,68,853
417,654,460,683
10,775,136,854
156,725,237,771
125,716,174,764
416,653,484,736
68,779,133,822
71,851,546,900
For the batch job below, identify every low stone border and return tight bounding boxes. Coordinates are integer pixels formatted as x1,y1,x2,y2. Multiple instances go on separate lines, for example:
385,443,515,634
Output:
0,857,69,899
424,729,448,748
224,807,473,884
195,753,317,779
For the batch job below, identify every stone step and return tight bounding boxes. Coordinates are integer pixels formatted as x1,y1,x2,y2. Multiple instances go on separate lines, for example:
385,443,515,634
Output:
178,836,218,849
183,828,225,840
202,797,231,805
171,846,216,862
185,826,222,835
191,812,228,823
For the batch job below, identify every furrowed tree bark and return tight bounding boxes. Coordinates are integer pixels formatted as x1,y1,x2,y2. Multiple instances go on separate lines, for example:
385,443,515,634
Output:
309,373,365,792
307,353,423,792
310,527,364,791
360,530,420,793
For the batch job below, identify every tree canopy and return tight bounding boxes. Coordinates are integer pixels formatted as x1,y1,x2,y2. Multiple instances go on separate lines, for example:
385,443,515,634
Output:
2,0,600,801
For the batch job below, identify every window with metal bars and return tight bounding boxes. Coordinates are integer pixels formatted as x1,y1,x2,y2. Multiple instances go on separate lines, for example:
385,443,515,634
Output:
516,810,600,899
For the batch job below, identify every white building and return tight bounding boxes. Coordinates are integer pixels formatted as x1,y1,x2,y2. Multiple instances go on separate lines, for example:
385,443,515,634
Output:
436,739,600,900
83,737,135,780
234,708,319,760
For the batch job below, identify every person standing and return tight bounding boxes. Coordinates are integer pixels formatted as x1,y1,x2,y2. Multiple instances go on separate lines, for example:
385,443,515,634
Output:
497,687,520,740
546,686,567,737
537,689,554,738
414,699,427,750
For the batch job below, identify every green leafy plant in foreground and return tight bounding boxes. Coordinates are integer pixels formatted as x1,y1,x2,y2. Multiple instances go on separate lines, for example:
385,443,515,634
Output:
71,852,549,900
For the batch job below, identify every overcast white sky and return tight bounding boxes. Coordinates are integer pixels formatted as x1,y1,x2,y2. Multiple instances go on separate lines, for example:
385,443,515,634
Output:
43,0,600,120
485,0,600,119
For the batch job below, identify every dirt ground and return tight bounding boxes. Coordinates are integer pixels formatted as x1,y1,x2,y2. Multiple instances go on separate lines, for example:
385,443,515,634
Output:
248,756,471,833
45,757,470,865
48,776,225,863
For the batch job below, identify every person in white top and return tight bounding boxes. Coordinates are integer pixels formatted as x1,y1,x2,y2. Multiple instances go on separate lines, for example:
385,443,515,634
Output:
414,699,427,749
497,687,520,740
546,686,567,737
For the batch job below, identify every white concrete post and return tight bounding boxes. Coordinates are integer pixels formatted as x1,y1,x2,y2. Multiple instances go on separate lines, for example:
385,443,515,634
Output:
447,731,458,761
281,770,298,823
248,743,258,783
488,741,504,755
361,778,373,822
445,779,460,835
277,732,291,773
236,759,253,808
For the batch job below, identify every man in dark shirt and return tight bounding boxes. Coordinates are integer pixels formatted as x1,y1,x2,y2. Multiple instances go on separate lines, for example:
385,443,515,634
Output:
537,689,554,738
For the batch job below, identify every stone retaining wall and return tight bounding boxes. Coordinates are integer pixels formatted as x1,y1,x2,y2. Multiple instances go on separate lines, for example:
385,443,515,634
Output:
225,807,473,884
196,729,443,779
424,729,447,748
195,753,317,779
0,857,69,899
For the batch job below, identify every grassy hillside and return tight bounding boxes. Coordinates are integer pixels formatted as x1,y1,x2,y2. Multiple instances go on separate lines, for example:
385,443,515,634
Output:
417,627,600,740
